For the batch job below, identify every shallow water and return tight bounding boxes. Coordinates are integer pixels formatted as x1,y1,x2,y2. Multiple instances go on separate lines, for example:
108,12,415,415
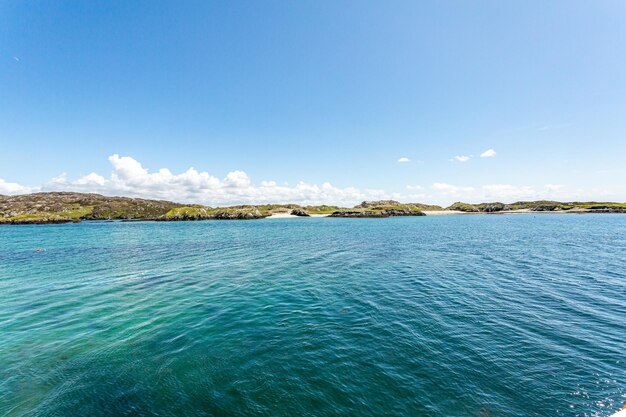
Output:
0,214,624,416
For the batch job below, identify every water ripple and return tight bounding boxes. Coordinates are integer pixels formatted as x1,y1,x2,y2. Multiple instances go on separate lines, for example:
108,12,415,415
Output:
0,215,625,416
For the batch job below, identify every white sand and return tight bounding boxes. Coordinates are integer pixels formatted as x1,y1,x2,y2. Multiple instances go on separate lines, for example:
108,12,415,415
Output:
423,210,466,215
267,209,589,218
266,213,329,219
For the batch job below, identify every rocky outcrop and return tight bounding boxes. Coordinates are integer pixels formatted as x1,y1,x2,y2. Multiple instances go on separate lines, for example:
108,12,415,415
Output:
213,207,263,220
355,200,402,208
329,208,425,218
447,202,508,212
1,217,81,225
586,206,626,213
161,206,263,220
382,209,426,216
290,209,310,217
350,201,426,217
477,203,508,212
329,210,389,218
0,192,184,224
530,205,561,212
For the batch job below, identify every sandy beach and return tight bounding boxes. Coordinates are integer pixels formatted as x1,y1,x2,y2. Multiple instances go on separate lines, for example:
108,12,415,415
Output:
422,210,466,215
266,213,329,219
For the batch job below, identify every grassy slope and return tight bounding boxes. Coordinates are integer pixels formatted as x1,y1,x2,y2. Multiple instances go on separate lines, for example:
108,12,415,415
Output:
0,192,183,223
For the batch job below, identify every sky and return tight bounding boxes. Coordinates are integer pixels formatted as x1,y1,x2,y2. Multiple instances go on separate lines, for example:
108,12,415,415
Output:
1,1,625,206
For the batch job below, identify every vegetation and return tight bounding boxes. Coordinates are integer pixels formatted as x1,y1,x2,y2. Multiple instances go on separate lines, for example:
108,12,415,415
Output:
0,192,184,224
164,205,263,220
447,200,626,213
506,201,563,211
407,203,443,211
164,206,212,219
1,193,625,224
568,202,626,210
255,204,301,216
330,201,426,217
446,202,479,212
305,205,341,215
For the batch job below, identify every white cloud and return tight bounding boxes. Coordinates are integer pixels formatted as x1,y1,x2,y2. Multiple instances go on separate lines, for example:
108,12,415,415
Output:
480,149,496,158
0,178,35,195
35,154,396,206
50,173,68,185
73,172,106,186
450,155,471,162
432,182,475,194
3,154,623,206
397,157,410,163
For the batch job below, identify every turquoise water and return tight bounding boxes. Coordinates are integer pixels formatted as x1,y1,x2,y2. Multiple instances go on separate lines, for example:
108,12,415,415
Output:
1,215,624,417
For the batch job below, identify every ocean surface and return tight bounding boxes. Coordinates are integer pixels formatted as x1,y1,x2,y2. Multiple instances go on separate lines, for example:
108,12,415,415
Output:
0,214,624,417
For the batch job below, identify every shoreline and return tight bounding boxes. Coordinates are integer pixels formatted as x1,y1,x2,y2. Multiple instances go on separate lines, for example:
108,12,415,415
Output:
2,193,626,224
3,209,626,225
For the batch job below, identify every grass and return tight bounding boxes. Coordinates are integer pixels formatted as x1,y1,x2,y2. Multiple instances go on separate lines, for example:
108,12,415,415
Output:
446,202,479,212
569,202,626,209
165,206,210,218
304,205,341,215
165,205,263,219
1,205,94,222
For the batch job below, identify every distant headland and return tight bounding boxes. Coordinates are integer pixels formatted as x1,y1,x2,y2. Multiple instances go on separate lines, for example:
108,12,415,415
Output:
1,192,625,224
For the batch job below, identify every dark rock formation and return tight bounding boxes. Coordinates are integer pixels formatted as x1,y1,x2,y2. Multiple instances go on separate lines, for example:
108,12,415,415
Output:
530,205,561,212
586,206,626,213
329,208,425,218
329,210,390,218
213,207,263,220
290,209,310,217
477,203,508,212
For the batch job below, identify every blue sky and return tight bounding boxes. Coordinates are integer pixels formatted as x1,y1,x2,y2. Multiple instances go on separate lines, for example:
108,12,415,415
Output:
1,1,625,205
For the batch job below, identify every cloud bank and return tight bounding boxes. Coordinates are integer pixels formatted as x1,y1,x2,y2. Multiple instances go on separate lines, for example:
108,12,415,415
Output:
34,154,390,206
0,178,33,195
0,154,619,206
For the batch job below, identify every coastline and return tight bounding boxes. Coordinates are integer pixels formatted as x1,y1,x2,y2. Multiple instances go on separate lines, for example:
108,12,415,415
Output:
3,210,626,225
2,193,626,224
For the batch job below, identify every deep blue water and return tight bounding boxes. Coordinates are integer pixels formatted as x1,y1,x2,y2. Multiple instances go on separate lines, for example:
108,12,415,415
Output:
0,214,624,416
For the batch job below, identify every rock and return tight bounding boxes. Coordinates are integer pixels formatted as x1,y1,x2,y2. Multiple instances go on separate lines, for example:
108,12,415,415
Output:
477,203,507,212
213,207,263,220
530,205,560,212
329,210,389,218
382,209,426,216
355,200,401,209
290,209,310,217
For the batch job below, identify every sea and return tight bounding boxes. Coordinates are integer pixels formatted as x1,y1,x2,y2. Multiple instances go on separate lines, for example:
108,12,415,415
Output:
1,214,624,416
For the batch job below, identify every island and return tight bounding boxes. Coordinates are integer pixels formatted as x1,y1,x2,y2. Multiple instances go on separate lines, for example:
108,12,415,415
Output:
0,192,625,224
